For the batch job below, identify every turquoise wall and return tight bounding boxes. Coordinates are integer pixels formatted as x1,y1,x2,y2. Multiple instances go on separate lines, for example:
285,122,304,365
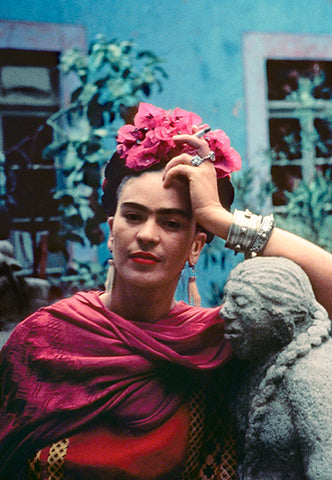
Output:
1,0,331,160
1,0,331,305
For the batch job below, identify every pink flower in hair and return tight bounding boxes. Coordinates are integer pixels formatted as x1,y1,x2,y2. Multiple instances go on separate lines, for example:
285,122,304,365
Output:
116,124,139,145
170,107,202,134
134,103,169,130
116,102,241,177
206,129,242,178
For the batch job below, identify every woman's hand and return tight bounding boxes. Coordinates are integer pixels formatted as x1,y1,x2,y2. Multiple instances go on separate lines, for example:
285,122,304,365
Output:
163,132,232,238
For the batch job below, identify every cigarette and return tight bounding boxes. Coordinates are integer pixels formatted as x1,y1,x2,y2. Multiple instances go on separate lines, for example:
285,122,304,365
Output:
194,127,211,138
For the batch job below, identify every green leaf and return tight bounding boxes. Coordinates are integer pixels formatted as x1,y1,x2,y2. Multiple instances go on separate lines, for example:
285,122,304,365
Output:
53,192,74,206
62,143,79,171
42,140,69,160
65,232,85,245
78,83,98,105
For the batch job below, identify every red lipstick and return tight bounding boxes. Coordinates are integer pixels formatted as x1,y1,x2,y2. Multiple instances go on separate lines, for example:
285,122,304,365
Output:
129,252,161,264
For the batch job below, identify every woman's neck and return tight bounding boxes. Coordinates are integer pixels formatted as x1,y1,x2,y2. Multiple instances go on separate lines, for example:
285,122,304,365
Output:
101,283,177,323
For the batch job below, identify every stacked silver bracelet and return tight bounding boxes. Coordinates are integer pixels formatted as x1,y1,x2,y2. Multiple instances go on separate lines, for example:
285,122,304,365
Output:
225,209,275,259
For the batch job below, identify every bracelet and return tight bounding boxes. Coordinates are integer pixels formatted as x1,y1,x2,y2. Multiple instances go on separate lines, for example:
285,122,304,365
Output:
245,213,275,259
225,209,275,258
225,209,262,253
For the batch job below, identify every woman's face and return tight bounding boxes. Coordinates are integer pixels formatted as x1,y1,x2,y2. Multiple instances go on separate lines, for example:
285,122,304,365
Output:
109,171,206,294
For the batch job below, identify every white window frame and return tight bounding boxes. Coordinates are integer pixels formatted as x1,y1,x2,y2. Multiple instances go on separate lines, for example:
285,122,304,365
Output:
243,32,332,209
0,20,86,106
0,20,86,274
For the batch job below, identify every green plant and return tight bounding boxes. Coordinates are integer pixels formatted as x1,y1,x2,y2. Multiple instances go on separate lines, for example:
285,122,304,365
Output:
200,165,274,307
268,71,332,252
275,171,332,252
44,35,167,260
49,259,108,299
232,164,275,213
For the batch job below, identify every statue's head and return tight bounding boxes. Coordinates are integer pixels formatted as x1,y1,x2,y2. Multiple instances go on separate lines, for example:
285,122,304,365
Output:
220,257,328,362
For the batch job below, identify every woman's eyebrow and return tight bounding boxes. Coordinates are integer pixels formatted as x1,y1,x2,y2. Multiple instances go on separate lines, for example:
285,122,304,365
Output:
120,202,191,219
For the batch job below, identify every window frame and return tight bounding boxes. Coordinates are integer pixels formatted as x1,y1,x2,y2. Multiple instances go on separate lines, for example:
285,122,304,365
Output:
0,20,86,106
243,32,332,209
0,20,86,275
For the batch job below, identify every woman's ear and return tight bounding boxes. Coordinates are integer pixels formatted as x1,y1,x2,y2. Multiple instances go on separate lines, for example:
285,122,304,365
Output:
188,231,206,266
107,217,114,251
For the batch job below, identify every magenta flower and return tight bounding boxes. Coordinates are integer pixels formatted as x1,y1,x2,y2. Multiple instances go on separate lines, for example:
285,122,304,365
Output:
116,102,241,177
206,129,242,178
134,103,169,130
170,107,202,134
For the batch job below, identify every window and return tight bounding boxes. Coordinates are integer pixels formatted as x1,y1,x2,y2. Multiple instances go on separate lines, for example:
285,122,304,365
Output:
243,33,332,209
0,21,86,275
0,49,60,224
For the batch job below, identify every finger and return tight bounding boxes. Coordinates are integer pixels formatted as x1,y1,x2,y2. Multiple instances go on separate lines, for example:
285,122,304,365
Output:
192,123,209,135
173,134,211,160
163,153,193,179
163,163,195,188
173,133,208,151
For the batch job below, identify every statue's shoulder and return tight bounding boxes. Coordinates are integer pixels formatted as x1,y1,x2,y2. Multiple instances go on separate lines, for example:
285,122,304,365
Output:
285,339,331,404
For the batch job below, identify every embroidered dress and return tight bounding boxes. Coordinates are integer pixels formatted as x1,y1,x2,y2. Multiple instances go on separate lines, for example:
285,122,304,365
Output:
27,393,238,480
0,291,236,479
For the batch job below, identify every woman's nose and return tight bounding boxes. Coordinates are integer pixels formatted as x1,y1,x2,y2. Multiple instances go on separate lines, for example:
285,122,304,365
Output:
136,219,160,245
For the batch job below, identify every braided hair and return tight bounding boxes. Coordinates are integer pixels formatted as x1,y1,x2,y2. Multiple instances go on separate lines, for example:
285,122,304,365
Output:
227,257,331,464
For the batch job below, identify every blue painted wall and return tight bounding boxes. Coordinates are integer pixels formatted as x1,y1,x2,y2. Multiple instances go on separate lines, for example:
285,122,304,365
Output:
1,0,331,305
1,0,331,161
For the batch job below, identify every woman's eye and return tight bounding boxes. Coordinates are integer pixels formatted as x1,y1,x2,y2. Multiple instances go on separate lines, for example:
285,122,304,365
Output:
124,212,142,222
164,220,181,230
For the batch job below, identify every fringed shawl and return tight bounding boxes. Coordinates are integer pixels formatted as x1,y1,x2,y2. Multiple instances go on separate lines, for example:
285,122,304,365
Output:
0,291,232,478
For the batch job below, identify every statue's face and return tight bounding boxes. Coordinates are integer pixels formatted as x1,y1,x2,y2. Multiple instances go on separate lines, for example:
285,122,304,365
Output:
220,279,278,361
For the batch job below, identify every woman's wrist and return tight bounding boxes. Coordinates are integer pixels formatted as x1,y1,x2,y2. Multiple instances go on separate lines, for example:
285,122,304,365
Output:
224,209,276,258
197,205,233,241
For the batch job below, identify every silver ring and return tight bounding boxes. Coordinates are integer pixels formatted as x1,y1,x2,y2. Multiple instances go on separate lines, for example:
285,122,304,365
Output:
191,151,216,167
191,155,204,166
202,151,216,163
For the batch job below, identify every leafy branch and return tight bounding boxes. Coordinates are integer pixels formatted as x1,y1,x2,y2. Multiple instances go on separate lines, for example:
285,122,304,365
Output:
275,171,332,253
44,36,168,261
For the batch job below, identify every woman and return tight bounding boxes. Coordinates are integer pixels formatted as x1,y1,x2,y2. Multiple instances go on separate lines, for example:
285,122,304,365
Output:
1,102,331,480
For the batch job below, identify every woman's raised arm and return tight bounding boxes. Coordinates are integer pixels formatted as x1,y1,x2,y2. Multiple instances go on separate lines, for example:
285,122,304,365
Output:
262,227,332,317
163,132,332,317
200,202,332,317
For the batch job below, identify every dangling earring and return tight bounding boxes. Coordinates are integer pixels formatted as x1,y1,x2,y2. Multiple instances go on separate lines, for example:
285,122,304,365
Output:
187,264,201,307
105,235,115,292
105,256,115,292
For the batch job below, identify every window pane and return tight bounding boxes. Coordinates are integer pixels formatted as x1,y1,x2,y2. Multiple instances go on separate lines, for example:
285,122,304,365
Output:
3,116,58,221
271,165,302,206
0,49,60,107
269,118,302,160
266,59,332,101
3,114,53,165
314,117,332,159
9,167,58,220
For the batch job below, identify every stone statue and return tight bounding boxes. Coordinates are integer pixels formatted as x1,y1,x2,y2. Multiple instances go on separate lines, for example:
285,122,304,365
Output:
220,257,332,480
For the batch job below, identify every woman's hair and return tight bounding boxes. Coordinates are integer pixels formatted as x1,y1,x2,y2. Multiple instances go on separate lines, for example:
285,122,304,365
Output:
101,102,241,243
101,152,234,243
102,151,164,216
231,257,331,463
